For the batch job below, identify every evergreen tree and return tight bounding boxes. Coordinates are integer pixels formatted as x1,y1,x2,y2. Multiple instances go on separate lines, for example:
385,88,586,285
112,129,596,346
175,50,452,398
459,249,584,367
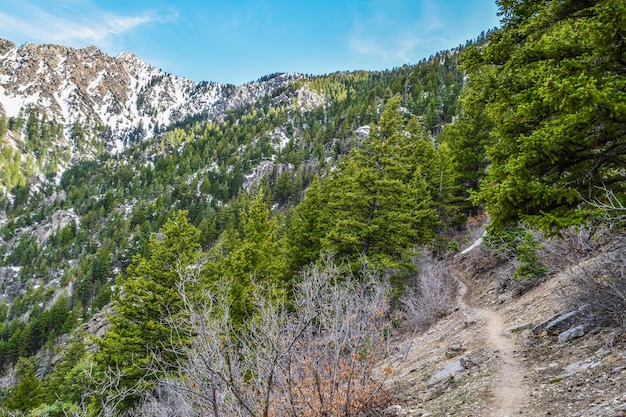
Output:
217,192,286,324
440,109,492,218
0,114,7,139
467,0,626,231
43,339,86,404
285,177,330,275
323,95,438,269
96,210,201,398
4,358,44,411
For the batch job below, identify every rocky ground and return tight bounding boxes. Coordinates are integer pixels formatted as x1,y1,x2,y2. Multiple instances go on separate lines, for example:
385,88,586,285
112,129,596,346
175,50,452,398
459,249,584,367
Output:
383,239,626,417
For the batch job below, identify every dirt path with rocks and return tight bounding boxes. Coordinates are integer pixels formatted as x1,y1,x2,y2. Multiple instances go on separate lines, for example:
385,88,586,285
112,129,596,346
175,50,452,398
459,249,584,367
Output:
387,237,626,417
457,273,530,416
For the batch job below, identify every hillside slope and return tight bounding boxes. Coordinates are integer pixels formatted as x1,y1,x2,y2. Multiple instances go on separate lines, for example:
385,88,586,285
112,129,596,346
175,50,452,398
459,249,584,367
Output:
385,235,626,417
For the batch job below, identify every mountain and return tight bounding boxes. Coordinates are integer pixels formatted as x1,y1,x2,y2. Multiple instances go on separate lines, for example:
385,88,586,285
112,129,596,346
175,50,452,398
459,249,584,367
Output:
0,38,312,154
0,34,482,415
0,1,623,413
0,5,623,412
0,35,467,313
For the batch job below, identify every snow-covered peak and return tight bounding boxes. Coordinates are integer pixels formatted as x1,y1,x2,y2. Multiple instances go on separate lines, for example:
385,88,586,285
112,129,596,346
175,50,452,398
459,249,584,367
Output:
116,51,139,61
0,38,312,158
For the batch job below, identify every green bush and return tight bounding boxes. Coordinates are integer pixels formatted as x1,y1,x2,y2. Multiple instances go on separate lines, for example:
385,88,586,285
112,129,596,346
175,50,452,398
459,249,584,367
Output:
485,226,547,280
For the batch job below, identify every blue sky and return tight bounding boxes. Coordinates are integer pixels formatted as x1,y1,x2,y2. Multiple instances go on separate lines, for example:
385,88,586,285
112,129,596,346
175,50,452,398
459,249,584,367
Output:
0,0,501,85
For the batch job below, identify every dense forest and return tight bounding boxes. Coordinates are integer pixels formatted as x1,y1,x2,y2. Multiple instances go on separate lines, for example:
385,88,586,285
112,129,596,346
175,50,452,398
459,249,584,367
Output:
0,0,623,415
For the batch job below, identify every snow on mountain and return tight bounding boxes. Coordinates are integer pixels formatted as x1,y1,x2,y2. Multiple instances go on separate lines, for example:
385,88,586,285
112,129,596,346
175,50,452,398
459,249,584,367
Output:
0,38,307,154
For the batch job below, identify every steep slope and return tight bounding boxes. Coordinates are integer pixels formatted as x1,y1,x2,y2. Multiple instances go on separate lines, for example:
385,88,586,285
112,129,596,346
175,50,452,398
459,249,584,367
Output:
0,38,303,153
385,235,626,417
0,38,471,413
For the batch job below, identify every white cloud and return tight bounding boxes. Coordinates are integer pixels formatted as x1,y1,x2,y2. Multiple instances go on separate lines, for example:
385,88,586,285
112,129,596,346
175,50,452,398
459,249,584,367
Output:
348,0,446,64
0,1,173,50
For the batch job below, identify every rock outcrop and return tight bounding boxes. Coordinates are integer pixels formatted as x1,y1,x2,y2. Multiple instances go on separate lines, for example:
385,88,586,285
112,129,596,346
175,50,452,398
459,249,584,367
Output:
0,38,319,156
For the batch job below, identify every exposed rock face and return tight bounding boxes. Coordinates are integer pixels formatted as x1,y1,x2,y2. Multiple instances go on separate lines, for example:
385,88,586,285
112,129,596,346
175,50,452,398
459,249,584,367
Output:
427,359,466,386
0,266,19,300
0,39,14,56
558,325,586,344
545,309,585,335
31,209,80,246
243,160,293,192
83,307,112,341
0,38,316,154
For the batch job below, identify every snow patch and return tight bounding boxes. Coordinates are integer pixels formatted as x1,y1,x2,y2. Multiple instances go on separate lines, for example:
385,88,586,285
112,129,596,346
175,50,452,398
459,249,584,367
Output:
460,232,486,255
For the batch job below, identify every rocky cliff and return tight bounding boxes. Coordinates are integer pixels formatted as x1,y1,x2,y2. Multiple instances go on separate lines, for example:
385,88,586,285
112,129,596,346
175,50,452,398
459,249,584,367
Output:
0,38,309,153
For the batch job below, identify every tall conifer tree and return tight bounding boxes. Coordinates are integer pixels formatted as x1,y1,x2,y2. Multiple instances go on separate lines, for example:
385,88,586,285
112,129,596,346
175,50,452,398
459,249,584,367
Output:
96,210,201,397
467,0,626,231
323,95,438,269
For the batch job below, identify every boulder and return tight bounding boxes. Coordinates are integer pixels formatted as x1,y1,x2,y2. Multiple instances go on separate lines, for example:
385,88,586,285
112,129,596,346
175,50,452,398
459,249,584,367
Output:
563,358,601,376
558,325,585,344
531,312,561,335
545,309,585,335
427,359,466,386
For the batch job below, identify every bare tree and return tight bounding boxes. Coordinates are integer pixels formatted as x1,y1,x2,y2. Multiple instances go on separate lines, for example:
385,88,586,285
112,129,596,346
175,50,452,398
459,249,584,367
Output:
274,259,392,417
135,257,394,417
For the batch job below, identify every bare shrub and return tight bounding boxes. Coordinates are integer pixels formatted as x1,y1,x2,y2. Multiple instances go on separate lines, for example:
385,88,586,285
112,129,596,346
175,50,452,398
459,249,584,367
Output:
539,227,596,272
135,257,393,417
135,383,196,417
401,250,457,331
275,260,392,417
566,246,626,330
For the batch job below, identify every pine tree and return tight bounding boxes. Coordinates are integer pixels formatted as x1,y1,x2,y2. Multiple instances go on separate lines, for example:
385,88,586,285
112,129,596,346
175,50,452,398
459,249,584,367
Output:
323,95,438,270
217,192,286,324
96,210,201,399
0,114,7,139
440,109,492,218
4,358,44,411
468,0,626,231
284,177,331,275
43,339,86,404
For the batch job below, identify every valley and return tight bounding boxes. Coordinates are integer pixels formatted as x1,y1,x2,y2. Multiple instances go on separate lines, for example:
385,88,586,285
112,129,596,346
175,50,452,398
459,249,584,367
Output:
0,0,624,414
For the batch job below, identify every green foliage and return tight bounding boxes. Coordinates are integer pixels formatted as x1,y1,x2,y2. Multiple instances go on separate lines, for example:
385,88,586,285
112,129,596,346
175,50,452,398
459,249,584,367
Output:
468,0,626,231
0,146,26,192
285,177,330,275
0,48,474,411
513,231,548,280
0,115,7,139
4,358,44,411
209,192,287,324
447,240,460,252
42,339,87,405
284,95,441,276
440,109,492,218
485,226,547,280
323,95,439,270
96,210,201,402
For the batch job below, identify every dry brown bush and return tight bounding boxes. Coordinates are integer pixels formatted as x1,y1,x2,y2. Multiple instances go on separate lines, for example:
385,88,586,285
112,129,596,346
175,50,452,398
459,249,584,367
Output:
400,250,457,331
566,243,626,330
135,258,394,417
538,227,596,272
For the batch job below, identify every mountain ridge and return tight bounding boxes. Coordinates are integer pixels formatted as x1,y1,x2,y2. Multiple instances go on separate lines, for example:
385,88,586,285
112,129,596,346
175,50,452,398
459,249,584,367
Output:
0,37,312,154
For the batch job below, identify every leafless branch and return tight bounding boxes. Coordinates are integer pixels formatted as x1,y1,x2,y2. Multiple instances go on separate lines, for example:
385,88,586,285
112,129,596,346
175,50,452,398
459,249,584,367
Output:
134,256,394,417
401,249,457,331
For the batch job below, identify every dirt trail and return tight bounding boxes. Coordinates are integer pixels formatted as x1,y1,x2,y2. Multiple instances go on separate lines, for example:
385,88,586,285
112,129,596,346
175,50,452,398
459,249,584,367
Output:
456,275,530,416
